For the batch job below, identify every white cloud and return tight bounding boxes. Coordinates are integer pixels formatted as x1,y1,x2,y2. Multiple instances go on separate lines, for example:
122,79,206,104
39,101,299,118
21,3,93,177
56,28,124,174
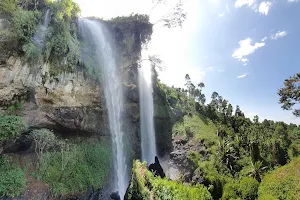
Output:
241,58,249,63
237,73,248,78
288,0,298,2
261,37,267,42
235,0,256,8
271,31,287,40
232,38,265,63
259,1,272,15
218,13,225,17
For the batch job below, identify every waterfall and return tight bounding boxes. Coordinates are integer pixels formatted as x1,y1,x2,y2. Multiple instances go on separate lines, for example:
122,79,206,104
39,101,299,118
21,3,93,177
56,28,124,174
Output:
33,9,51,48
78,19,128,199
139,60,157,164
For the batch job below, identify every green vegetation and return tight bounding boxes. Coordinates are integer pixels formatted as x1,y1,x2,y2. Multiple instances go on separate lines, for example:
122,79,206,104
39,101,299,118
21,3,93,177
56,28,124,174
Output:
12,8,39,43
36,141,112,196
0,0,80,71
30,129,56,162
0,116,25,141
172,114,217,144
0,156,26,197
258,157,300,200
278,73,300,117
44,0,81,70
22,41,41,64
126,160,212,200
7,101,23,115
153,72,300,199
222,177,259,200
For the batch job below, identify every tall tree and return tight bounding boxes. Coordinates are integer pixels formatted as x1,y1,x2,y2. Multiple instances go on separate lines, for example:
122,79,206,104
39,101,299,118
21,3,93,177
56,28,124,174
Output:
194,82,206,104
210,91,219,110
152,0,187,28
278,73,300,117
235,105,244,117
226,103,233,117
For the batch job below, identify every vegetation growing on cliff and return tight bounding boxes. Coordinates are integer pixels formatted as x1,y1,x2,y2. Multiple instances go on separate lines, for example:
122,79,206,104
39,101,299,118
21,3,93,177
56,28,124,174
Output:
126,160,212,200
0,0,81,70
0,116,25,141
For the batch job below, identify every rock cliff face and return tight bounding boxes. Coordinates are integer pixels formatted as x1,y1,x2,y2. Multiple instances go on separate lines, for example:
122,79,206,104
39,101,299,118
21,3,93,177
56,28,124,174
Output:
0,15,154,155
0,56,109,136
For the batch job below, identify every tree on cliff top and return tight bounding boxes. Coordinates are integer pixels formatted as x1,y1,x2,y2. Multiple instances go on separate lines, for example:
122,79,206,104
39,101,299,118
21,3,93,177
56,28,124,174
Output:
278,73,300,117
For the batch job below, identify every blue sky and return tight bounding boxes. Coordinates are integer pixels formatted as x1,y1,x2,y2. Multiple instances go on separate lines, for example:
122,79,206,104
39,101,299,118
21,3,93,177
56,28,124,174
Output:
75,0,300,124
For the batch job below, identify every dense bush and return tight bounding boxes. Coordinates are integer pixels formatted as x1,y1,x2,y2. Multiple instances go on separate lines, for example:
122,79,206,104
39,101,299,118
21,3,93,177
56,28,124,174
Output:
12,8,39,43
258,157,300,200
44,0,80,69
151,177,212,200
36,141,112,196
222,177,259,200
0,116,25,141
126,160,212,200
22,41,41,64
0,156,26,197
0,0,17,16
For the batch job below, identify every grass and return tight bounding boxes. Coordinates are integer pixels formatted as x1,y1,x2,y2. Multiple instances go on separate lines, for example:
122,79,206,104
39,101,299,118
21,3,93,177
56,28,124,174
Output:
36,141,112,196
258,157,300,200
172,114,218,147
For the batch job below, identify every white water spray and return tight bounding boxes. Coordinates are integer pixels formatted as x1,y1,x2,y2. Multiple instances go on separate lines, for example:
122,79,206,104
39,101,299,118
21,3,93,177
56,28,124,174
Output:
78,19,128,199
139,59,157,164
33,9,51,48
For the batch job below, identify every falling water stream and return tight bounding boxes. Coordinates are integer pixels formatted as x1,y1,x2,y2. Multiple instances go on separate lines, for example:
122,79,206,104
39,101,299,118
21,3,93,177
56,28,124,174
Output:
33,9,51,48
78,19,128,199
139,60,157,164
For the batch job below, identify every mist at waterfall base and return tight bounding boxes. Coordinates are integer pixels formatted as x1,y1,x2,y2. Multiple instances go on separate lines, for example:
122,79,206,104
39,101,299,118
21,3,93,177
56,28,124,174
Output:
78,18,128,199
139,61,157,164
33,9,51,48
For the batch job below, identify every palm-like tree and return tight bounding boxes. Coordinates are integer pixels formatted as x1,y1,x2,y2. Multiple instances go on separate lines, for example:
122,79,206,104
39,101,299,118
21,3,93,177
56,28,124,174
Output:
248,160,267,182
218,138,238,170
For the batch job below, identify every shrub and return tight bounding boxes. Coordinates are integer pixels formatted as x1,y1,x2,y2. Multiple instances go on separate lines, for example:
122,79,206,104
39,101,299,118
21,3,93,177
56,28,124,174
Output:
30,129,56,162
22,41,41,64
239,177,259,200
12,9,38,43
222,177,259,200
258,157,300,200
36,141,112,196
0,156,26,197
151,177,212,200
126,160,212,200
0,116,25,141
0,0,17,16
